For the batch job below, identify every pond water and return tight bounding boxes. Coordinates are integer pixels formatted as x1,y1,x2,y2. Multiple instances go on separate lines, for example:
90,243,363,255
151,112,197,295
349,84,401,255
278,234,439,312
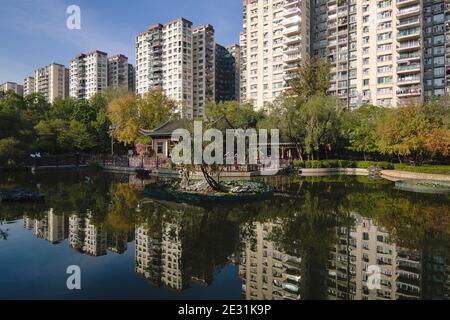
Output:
0,170,449,300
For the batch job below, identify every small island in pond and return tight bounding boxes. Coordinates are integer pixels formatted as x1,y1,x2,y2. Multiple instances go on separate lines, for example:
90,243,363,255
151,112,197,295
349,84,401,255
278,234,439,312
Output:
144,180,274,203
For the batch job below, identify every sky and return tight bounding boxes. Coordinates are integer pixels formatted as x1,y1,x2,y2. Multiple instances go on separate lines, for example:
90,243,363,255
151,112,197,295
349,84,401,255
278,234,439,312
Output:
0,0,243,84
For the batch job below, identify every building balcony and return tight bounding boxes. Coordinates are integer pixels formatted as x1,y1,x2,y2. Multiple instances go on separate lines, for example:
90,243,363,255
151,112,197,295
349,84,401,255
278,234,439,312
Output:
397,28,420,40
397,17,420,29
398,76,421,85
283,16,301,27
397,63,421,73
328,13,338,21
397,6,420,18
328,30,337,38
283,7,301,17
284,53,302,62
284,26,300,36
337,10,348,18
284,63,299,72
396,0,419,8
397,87,421,96
397,41,420,51
284,35,302,45
398,51,421,62
284,46,301,55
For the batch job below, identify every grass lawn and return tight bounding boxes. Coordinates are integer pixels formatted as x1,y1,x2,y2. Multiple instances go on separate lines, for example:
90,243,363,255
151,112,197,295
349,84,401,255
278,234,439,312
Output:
394,164,450,175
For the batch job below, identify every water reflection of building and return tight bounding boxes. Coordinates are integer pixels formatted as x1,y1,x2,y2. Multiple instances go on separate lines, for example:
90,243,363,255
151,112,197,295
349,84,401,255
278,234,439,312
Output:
239,222,302,300
69,212,107,256
328,214,448,300
135,221,188,291
107,232,132,254
135,206,233,292
26,209,68,244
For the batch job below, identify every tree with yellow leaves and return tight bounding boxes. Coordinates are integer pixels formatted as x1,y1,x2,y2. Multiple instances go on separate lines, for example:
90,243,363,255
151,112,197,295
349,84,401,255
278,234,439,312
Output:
107,89,177,146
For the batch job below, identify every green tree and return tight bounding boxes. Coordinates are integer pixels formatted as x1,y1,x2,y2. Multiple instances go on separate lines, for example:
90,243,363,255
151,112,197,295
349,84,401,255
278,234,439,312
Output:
341,105,384,160
289,56,331,99
258,95,306,159
23,93,51,124
0,137,22,162
205,100,264,129
300,95,344,160
34,119,67,153
58,120,96,151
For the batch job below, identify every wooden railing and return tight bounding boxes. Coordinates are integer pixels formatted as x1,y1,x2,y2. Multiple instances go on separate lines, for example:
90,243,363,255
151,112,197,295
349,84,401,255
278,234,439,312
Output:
11,154,292,172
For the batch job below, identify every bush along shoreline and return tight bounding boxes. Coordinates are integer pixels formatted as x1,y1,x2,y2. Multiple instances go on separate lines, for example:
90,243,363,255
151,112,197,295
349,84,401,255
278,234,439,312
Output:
292,160,450,175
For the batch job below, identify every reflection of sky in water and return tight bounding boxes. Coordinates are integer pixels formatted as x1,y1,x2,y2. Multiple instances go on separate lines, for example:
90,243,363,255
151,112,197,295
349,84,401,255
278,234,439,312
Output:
0,172,449,300
0,221,241,300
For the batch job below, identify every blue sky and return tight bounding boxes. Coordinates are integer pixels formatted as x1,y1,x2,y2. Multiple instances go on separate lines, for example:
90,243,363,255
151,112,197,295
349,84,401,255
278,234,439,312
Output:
0,0,243,83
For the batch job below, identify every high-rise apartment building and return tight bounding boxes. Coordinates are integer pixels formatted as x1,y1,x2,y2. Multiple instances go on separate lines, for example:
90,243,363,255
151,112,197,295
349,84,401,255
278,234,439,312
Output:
215,44,241,102
240,0,311,110
70,51,108,100
136,18,195,118
23,76,35,96
34,63,69,103
242,0,450,109
227,44,242,102
193,24,215,117
107,54,129,89
128,63,136,92
0,82,23,96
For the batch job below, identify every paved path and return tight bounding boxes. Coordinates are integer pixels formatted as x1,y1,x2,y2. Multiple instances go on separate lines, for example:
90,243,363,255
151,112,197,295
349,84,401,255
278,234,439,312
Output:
381,170,450,182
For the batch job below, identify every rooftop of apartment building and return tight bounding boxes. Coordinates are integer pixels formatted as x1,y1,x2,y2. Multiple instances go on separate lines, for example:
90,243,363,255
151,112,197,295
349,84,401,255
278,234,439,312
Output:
136,18,193,37
36,62,66,69
71,50,108,61
108,54,128,61
163,17,193,27
193,24,214,32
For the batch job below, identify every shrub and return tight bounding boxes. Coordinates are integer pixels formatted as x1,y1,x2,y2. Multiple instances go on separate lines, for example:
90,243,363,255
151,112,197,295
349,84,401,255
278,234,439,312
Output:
355,161,394,170
292,159,356,168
